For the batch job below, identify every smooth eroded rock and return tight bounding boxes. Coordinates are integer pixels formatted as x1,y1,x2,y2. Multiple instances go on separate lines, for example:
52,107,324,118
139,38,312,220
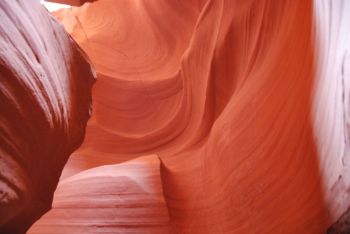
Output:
0,0,95,232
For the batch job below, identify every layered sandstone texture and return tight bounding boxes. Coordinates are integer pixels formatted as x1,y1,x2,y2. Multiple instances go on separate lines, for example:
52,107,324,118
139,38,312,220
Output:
1,0,350,233
30,0,350,233
0,0,95,233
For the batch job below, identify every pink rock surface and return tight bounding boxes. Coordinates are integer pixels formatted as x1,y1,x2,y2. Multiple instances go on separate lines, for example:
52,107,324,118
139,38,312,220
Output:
57,0,350,233
2,0,350,233
32,0,350,233
0,0,95,233
28,155,170,233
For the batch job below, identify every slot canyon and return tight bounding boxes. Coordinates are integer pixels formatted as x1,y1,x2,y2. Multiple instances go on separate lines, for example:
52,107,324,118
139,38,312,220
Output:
1,0,350,233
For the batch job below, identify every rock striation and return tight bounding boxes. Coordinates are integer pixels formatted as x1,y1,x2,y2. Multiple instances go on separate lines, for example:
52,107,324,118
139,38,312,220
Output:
2,0,350,233
0,0,95,233
28,155,170,233
53,0,350,232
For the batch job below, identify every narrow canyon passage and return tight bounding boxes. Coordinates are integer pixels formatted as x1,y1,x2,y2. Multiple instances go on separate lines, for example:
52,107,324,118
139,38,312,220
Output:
1,0,350,233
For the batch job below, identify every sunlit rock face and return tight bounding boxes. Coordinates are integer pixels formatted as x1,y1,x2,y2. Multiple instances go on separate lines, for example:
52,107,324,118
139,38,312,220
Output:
2,0,350,233
0,0,95,233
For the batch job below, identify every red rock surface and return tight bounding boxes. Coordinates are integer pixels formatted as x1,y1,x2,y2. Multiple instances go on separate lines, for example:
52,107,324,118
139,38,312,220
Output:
2,0,350,233
0,0,95,233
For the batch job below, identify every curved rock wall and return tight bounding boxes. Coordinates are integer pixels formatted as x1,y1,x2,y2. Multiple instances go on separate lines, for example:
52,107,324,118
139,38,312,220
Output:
2,0,350,233
32,0,350,233
0,0,95,233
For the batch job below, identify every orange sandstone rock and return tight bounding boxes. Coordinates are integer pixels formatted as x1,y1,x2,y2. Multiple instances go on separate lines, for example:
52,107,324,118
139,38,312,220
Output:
3,0,350,233
50,0,350,233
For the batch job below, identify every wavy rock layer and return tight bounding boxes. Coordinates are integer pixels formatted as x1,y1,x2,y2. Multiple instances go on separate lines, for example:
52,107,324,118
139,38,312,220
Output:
28,155,169,233
0,0,95,233
53,0,206,178
31,0,350,233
